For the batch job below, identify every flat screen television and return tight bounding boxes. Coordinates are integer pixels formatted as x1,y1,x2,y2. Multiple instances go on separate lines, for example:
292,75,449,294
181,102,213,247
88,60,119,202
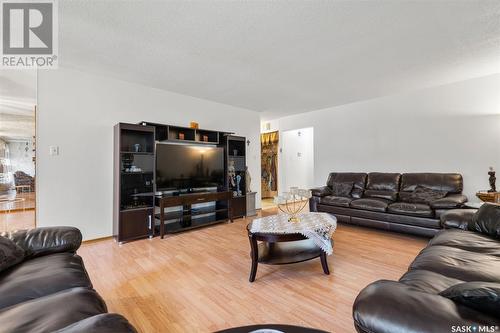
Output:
156,144,225,193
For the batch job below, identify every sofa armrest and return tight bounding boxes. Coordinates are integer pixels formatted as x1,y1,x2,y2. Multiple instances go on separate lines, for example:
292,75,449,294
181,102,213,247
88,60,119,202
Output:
430,194,468,209
353,280,499,333
55,314,137,333
310,186,332,197
439,209,476,230
2,227,82,258
309,196,320,212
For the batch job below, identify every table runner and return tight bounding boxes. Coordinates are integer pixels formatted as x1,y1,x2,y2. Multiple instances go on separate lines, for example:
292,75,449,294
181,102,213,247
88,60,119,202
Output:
249,212,337,255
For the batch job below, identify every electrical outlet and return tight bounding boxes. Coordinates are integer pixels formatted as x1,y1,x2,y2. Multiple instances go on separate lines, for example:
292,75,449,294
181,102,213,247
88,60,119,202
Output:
49,146,59,156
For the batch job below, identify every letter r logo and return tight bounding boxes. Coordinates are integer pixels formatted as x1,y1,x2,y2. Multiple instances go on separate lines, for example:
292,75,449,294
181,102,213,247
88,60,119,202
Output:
2,2,53,54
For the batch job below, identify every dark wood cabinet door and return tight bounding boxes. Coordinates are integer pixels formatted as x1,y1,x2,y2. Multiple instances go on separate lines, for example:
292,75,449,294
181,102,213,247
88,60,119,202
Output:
232,196,246,218
119,208,153,242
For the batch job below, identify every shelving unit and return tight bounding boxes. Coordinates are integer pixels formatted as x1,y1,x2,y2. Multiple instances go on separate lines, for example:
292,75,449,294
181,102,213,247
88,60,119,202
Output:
113,121,246,242
113,123,155,243
139,122,223,145
222,135,247,218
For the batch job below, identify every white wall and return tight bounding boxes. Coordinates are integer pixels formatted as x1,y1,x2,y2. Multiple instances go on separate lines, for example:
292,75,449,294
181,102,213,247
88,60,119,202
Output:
280,127,314,192
263,74,500,202
37,68,261,240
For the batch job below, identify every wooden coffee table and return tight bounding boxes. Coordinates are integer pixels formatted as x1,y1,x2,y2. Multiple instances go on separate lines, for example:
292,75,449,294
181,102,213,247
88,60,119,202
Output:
246,224,332,282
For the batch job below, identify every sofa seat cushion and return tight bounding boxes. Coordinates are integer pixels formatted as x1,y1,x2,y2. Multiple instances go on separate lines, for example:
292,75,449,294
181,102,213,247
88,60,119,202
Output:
410,243,500,282
320,195,353,207
350,198,390,212
0,287,107,333
0,252,92,310
387,202,433,218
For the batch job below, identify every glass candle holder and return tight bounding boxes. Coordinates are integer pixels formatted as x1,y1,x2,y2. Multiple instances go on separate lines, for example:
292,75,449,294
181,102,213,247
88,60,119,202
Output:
274,187,311,223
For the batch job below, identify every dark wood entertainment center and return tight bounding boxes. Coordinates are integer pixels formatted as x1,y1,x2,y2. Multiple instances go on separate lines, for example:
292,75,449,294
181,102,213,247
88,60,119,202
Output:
113,122,247,243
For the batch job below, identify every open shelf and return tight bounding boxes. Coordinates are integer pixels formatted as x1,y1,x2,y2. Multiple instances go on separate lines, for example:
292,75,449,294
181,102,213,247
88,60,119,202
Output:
155,213,229,234
120,128,155,153
168,126,195,141
155,207,228,220
139,122,227,145
121,205,153,212
195,129,219,144
121,171,154,175
120,151,154,155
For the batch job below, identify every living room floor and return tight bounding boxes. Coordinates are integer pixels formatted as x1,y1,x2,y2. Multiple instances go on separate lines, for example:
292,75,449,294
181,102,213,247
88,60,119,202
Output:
79,208,428,333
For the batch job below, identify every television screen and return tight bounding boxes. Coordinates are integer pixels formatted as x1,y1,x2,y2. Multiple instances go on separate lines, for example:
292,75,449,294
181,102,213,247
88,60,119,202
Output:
156,144,224,192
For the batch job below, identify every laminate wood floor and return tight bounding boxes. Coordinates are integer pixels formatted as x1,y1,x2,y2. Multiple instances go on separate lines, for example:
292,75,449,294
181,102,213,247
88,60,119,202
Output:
79,209,428,333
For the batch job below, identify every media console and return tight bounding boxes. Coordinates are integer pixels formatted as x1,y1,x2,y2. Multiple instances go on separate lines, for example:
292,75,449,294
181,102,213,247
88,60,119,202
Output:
156,191,233,237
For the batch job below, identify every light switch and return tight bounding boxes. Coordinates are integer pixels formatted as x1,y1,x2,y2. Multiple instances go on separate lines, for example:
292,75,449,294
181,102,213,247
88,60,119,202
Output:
49,146,59,156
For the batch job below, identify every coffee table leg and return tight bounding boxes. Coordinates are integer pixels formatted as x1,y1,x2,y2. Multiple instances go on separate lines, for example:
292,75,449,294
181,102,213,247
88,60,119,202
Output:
320,251,330,275
249,234,258,282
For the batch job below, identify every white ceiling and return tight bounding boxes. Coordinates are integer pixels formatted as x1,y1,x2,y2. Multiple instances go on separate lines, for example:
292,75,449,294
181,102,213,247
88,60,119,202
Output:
0,70,36,141
59,1,500,119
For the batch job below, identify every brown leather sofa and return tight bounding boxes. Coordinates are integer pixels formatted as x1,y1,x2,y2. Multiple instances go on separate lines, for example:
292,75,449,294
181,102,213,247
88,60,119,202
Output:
310,172,467,237
353,204,500,332
0,227,137,333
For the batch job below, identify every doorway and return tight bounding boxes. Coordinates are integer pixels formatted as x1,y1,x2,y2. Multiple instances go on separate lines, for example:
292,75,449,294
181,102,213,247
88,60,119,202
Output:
280,127,314,192
0,70,37,233
261,131,279,209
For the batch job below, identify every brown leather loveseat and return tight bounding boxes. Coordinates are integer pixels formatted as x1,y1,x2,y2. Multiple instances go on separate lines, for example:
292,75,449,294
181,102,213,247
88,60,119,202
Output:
310,172,467,237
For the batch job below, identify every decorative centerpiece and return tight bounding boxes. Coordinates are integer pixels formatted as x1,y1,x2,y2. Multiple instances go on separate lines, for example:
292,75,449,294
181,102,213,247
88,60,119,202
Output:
488,167,496,192
477,167,499,202
274,187,312,223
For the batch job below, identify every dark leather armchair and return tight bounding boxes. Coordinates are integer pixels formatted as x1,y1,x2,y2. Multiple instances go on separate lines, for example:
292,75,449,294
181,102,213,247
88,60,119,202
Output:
0,227,136,333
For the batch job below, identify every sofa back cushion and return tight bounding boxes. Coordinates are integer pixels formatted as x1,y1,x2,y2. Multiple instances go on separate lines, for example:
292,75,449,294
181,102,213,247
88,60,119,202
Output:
471,203,500,239
331,182,353,197
326,173,367,199
407,185,448,204
400,173,463,194
364,173,401,201
440,281,500,318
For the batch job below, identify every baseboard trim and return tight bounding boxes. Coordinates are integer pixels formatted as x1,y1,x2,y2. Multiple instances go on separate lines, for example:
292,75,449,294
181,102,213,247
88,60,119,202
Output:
82,236,113,244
